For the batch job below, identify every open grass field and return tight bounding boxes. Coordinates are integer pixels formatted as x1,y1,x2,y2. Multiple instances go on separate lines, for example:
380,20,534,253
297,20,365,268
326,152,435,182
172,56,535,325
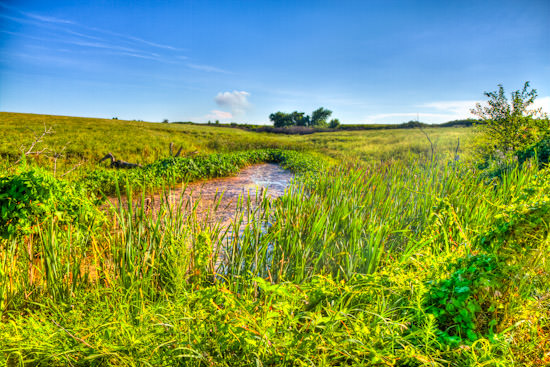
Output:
1,112,549,366
0,112,471,168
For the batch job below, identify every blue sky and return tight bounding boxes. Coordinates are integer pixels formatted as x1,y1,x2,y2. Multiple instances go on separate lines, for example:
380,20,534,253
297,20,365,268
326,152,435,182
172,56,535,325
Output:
1,0,549,124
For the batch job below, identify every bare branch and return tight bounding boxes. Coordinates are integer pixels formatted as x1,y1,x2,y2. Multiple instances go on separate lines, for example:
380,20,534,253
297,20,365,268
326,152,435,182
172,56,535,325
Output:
418,125,435,163
51,320,94,349
10,125,54,167
52,145,68,177
61,160,84,177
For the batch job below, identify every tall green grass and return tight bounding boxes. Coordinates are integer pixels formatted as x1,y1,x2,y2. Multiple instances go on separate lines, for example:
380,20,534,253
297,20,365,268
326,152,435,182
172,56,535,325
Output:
1,153,548,365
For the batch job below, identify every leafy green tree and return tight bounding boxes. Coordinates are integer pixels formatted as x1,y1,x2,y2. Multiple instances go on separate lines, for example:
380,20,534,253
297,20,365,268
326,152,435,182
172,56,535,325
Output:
269,111,293,127
270,107,337,128
290,111,310,126
310,107,332,127
471,82,549,155
328,118,340,129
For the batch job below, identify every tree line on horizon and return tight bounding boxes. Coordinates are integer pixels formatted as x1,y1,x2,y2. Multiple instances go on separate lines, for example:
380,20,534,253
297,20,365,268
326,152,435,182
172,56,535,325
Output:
269,107,340,128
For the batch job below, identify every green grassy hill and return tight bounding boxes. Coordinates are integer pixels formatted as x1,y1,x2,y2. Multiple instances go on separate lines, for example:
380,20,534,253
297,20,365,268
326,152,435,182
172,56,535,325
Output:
0,112,472,169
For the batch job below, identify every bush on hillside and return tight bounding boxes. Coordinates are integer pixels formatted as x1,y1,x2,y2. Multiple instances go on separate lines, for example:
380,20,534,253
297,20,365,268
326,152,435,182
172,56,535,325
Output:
427,168,550,346
518,138,550,168
472,82,549,159
0,168,101,238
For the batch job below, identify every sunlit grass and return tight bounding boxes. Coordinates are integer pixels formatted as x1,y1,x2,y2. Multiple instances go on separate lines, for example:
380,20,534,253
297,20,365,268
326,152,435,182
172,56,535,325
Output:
0,112,548,366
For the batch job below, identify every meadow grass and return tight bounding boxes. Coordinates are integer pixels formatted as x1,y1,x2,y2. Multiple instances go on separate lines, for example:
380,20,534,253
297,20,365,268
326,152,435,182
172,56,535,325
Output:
1,113,548,366
0,112,309,169
0,112,470,171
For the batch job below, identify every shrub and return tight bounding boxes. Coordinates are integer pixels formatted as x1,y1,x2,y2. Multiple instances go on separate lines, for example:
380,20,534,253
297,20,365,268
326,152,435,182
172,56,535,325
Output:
0,168,100,238
518,138,550,167
427,168,550,347
472,82,549,158
426,254,504,345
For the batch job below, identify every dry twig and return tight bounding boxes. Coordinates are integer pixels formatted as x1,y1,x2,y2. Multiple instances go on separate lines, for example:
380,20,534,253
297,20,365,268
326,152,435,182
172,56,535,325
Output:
11,125,54,167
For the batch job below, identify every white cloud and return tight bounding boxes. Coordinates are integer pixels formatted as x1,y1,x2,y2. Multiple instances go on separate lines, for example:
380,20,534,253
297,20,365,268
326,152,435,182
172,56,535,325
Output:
534,96,550,115
206,110,233,121
364,100,479,124
364,100,480,124
214,90,251,115
366,112,460,123
420,100,479,115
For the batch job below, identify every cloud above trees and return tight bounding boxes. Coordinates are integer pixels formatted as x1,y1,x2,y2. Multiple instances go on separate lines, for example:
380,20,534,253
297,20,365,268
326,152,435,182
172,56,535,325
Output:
215,91,250,116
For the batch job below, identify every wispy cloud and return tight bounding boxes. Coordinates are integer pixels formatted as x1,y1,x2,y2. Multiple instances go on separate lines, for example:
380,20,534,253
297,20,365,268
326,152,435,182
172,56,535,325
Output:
187,63,229,73
0,2,185,55
24,12,74,24
123,34,177,51
215,90,250,115
366,112,456,121
67,40,139,53
206,110,233,120
0,2,237,76
419,100,478,116
64,29,105,42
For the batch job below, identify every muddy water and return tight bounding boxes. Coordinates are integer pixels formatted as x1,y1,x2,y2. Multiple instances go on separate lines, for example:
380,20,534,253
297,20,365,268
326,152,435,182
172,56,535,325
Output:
141,164,293,227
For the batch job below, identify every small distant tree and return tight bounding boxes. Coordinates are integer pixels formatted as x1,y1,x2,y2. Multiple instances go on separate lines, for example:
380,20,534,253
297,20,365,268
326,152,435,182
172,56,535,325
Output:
471,82,549,155
162,119,169,123
329,118,340,129
310,107,332,127
215,120,220,125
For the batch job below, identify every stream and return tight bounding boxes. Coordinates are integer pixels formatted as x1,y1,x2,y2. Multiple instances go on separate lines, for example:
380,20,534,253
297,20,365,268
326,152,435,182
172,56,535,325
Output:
133,163,294,227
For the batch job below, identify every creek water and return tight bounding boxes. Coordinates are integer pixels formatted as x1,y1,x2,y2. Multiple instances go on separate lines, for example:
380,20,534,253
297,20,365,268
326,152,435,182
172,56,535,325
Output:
138,163,294,227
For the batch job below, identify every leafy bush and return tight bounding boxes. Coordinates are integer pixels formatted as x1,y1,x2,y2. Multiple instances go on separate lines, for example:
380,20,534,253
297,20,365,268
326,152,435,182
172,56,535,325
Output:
518,138,550,167
0,168,100,238
426,254,504,345
427,168,550,347
471,82,549,158
480,167,550,261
